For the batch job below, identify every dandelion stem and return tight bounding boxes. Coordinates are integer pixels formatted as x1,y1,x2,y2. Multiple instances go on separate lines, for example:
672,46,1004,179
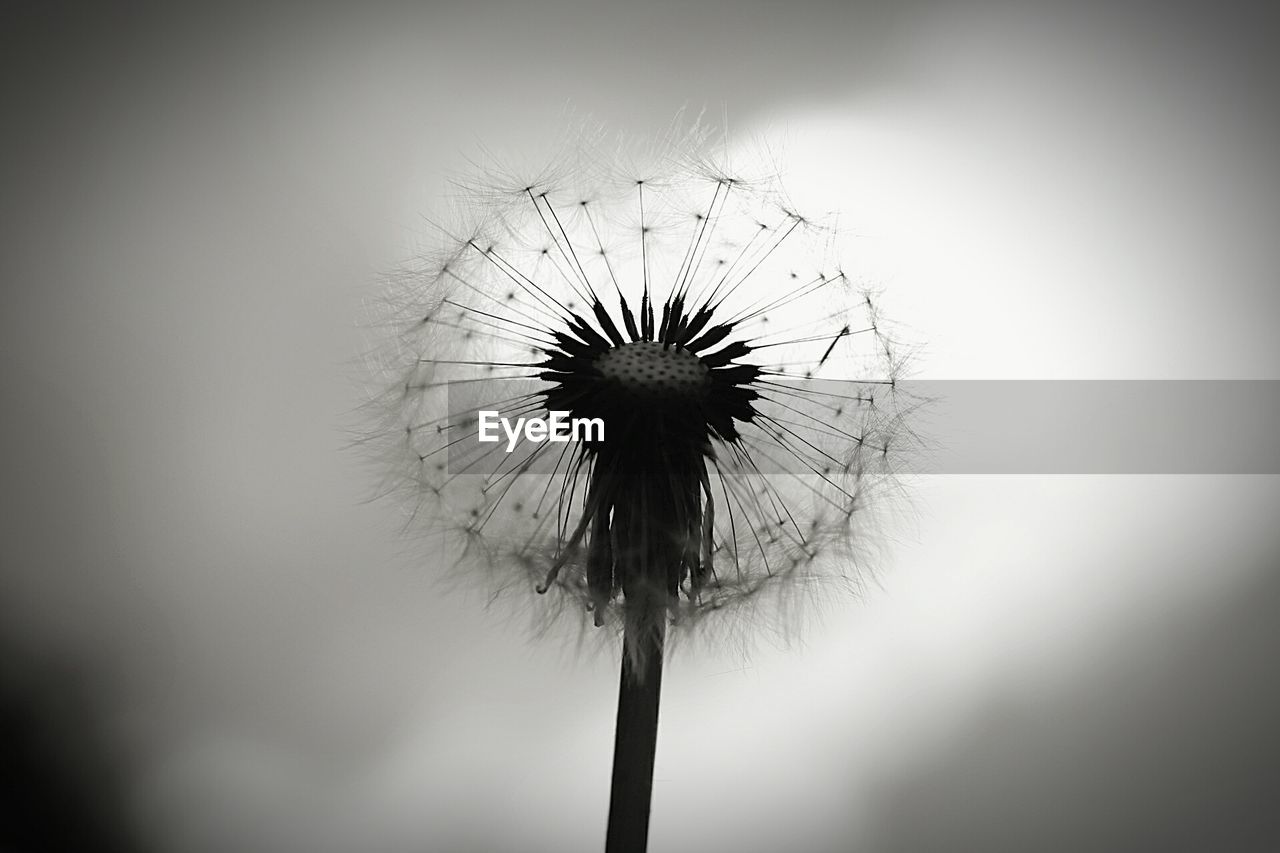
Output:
605,615,665,853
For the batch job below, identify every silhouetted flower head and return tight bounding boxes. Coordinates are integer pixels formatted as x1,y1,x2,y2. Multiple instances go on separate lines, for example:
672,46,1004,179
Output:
372,123,906,665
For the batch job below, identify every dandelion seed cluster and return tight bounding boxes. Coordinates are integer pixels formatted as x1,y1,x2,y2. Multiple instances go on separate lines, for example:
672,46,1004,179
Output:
376,127,904,659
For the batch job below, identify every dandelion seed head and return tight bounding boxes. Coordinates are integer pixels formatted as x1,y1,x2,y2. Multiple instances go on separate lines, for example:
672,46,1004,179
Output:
366,118,911,667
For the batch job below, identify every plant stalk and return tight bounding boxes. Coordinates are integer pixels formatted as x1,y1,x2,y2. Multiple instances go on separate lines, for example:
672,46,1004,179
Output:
604,616,666,853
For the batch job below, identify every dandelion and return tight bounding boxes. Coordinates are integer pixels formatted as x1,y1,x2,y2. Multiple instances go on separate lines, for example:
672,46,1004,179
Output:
372,121,904,851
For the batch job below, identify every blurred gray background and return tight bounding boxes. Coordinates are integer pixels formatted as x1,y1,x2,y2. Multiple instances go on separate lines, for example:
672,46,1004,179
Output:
2,3,1278,851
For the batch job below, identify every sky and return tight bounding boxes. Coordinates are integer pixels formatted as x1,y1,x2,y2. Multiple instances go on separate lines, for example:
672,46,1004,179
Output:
2,3,1278,852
